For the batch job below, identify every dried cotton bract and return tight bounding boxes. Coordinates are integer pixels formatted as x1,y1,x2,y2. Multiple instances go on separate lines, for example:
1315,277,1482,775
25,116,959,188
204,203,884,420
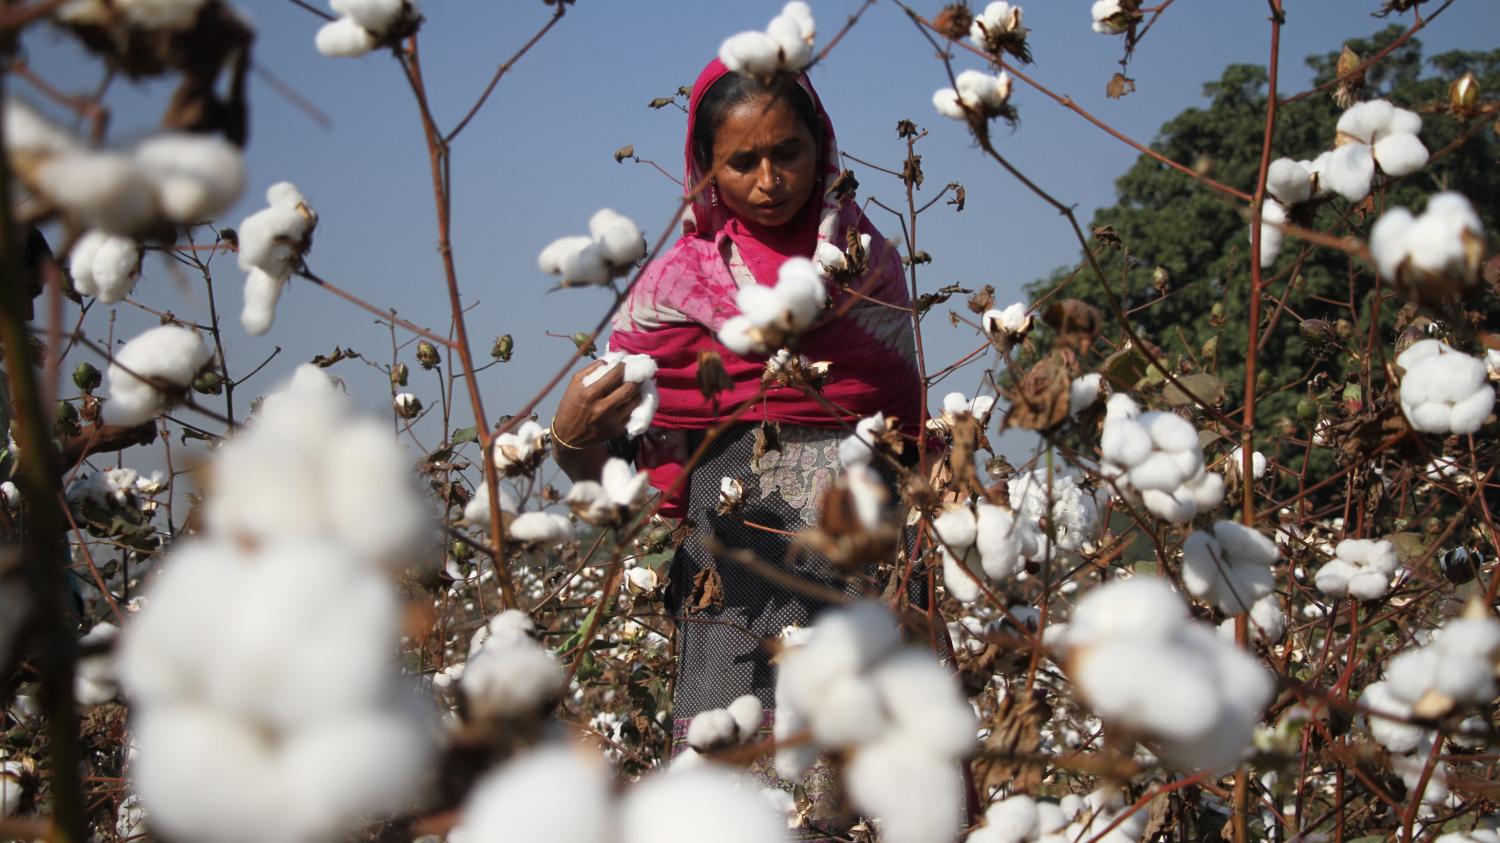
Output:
238,182,318,336
1322,100,1428,203
1370,192,1486,305
582,350,660,437
1396,339,1494,435
1180,521,1278,616
1099,394,1224,524
718,257,827,356
315,0,417,58
538,209,647,286
776,602,974,843
102,325,214,426
1314,538,1400,601
719,2,816,79
1065,577,1273,771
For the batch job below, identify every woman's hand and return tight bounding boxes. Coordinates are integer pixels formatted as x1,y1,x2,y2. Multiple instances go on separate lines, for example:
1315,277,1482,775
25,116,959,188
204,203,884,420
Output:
552,360,640,451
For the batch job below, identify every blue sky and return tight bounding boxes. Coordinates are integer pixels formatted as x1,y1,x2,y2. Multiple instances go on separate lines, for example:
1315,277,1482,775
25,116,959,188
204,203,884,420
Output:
19,0,1495,464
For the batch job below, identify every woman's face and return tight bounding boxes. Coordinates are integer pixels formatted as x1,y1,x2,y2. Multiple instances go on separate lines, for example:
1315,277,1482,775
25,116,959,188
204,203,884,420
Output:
709,93,818,229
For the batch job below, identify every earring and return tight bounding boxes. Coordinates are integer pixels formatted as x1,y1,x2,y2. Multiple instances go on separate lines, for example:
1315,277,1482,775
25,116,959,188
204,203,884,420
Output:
710,181,719,206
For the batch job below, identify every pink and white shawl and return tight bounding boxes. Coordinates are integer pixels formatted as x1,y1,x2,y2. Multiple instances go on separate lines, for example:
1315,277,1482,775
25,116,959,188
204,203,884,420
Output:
609,59,922,516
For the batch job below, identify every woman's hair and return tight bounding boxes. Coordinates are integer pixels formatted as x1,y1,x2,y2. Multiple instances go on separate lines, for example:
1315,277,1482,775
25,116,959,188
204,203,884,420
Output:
692,73,823,176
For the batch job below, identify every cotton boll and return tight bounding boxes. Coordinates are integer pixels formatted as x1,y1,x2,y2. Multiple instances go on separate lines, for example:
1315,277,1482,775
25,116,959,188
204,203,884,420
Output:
1256,198,1287,268
773,706,816,779
509,511,573,545
1372,132,1429,177
131,704,281,843
737,284,786,328
1069,373,1102,416
116,0,206,29
239,266,287,336
942,550,982,603
1076,638,1221,743
870,650,976,758
687,708,740,752
975,503,1028,580
1322,144,1375,203
316,16,377,57
1313,558,1356,597
458,745,611,843
1266,158,1312,206
69,230,141,304
838,413,885,468
4,97,78,157
979,794,1039,843
134,134,245,223
237,186,314,277
775,257,827,330
1091,0,1129,34
322,419,433,566
844,464,886,531
933,504,978,552
1127,451,1189,493
463,642,563,722
728,694,763,738
1143,412,1197,453
1370,207,1415,281
103,325,213,426
845,734,963,843
809,674,886,747
620,766,790,843
462,483,515,529
814,240,848,274
718,318,757,356
1187,470,1225,510
933,87,967,121
588,208,646,267
1140,487,1197,523
767,15,813,71
719,31,781,77
1449,381,1494,433
1101,416,1152,468
35,151,156,234
627,379,658,437
601,457,649,510
330,0,403,32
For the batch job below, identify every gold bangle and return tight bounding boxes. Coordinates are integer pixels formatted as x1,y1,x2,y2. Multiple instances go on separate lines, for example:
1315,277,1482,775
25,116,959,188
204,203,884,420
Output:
549,419,588,451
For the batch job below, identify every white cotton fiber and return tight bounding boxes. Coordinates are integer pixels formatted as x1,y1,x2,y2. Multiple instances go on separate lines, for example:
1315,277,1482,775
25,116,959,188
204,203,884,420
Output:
103,325,213,426
1322,143,1375,203
316,16,377,57
457,745,611,843
134,133,245,223
35,151,157,234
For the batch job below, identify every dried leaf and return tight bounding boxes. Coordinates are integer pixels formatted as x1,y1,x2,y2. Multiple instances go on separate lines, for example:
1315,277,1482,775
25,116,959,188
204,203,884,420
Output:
1004,350,1075,432
1162,372,1226,408
977,692,1048,796
752,422,782,469
827,170,860,203
1105,72,1136,99
1041,299,1104,354
613,144,635,163
967,284,995,315
947,183,966,212
696,350,733,400
688,566,726,614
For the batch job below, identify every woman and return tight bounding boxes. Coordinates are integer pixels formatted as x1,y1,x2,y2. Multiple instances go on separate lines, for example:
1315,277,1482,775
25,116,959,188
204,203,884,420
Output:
551,58,924,833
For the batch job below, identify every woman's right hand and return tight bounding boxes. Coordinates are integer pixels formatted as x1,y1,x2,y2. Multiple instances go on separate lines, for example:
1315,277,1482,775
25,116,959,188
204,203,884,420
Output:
552,360,641,450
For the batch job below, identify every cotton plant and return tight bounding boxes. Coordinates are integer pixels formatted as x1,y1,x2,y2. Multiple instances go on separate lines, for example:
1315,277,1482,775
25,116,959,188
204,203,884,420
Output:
1395,339,1494,435
452,742,791,843
238,182,318,336
1007,468,1100,562
934,69,1015,123
1063,577,1274,771
1314,538,1400,601
933,501,1038,603
118,536,434,843
1319,99,1428,203
1370,192,1487,303
718,2,816,79
538,209,647,287
718,257,827,356
1180,521,1278,616
5,100,244,236
581,350,659,437
315,0,419,58
565,457,651,526
457,610,564,726
1099,394,1224,524
775,602,976,843
966,789,1147,843
101,325,215,426
68,230,141,304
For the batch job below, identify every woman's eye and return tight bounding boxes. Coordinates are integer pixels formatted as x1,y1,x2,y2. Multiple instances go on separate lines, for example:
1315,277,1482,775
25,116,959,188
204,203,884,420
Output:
728,156,755,172
774,143,801,161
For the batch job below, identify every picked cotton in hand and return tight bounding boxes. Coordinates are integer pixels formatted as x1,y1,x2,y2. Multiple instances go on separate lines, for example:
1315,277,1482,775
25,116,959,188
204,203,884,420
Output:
582,350,659,437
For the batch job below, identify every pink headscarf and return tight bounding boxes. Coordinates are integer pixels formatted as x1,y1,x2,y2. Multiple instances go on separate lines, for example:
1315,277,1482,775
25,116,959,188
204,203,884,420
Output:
610,59,922,516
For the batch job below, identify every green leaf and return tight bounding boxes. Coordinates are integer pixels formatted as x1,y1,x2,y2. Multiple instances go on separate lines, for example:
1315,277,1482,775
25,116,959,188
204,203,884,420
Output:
450,426,478,447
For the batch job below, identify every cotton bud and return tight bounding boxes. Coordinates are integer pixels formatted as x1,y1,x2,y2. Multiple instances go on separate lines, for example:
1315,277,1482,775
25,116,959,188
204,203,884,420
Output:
416,340,441,370
73,362,102,392
390,362,409,387
192,370,223,395
393,393,421,419
491,334,514,362
1449,72,1480,118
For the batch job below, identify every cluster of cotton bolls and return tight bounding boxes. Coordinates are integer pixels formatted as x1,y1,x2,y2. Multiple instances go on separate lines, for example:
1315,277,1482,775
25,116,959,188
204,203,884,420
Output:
101,325,215,427
1180,521,1278,616
774,602,976,843
1395,339,1495,435
718,257,827,355
538,209,647,286
582,350,659,437
238,182,318,336
1319,100,1428,203
929,390,997,433
315,0,417,58
566,457,651,527
933,70,1014,122
453,610,564,727
1063,577,1273,771
718,2,815,79
1370,192,1486,301
1099,394,1224,523
967,789,1147,843
453,743,789,843
1007,469,1100,562
68,230,141,304
113,365,437,843
933,500,1037,603
5,99,243,236
1314,538,1400,601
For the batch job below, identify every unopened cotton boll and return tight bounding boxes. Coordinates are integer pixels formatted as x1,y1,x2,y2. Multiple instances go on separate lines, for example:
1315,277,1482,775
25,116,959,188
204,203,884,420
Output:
133,133,245,223
619,765,792,843
457,744,612,843
69,229,141,304
1181,521,1277,615
316,16,378,57
1396,339,1494,435
588,208,647,267
35,151,157,234
102,325,213,426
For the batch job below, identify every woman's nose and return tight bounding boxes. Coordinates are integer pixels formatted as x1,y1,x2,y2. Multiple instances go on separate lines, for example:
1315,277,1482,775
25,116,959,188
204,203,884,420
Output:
755,161,778,192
